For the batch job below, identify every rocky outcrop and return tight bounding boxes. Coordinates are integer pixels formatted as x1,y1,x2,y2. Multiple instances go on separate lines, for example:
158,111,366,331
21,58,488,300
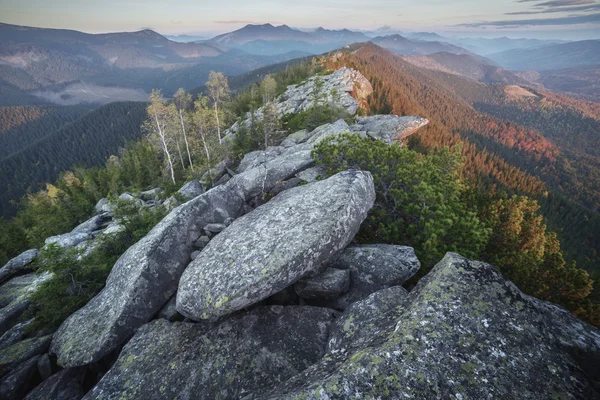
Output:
258,253,600,399
84,306,336,400
226,68,372,140
350,115,430,144
51,142,318,368
325,244,420,309
0,250,38,284
276,67,372,116
177,170,375,320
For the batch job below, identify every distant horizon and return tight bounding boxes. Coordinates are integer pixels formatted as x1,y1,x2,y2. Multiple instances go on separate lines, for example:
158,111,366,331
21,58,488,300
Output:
1,20,599,42
1,0,599,41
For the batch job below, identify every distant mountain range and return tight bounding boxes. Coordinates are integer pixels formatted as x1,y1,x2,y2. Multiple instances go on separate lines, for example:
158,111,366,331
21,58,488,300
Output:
487,40,600,71
206,24,370,55
1,22,598,108
371,35,472,56
0,23,306,106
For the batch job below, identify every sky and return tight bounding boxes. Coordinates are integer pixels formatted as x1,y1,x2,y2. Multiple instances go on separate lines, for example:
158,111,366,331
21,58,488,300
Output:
1,0,599,39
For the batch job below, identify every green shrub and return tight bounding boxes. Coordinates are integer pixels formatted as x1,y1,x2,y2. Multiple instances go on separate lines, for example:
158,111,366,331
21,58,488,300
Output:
312,134,490,269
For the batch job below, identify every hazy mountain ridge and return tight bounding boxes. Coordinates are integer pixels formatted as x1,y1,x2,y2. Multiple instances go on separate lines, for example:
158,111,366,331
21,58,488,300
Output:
371,34,473,56
487,40,600,71
0,23,306,105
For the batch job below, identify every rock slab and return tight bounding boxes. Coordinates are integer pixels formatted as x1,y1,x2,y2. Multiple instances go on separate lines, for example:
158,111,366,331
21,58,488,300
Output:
259,253,600,399
84,306,336,400
177,170,375,320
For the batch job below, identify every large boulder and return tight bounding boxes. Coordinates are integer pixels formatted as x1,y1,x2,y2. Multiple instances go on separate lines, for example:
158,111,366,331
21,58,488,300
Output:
177,180,204,200
0,273,52,335
50,185,246,368
0,356,40,400
294,268,350,300
0,319,34,350
350,115,430,144
326,244,420,309
177,170,375,320
0,335,51,378
237,147,284,173
84,306,337,400
44,232,90,249
51,147,318,368
259,253,600,399
0,249,38,283
70,214,111,235
25,367,85,400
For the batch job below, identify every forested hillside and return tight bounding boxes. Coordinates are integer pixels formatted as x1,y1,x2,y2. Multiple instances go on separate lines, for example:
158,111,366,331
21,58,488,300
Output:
325,43,600,275
0,102,147,217
0,105,88,159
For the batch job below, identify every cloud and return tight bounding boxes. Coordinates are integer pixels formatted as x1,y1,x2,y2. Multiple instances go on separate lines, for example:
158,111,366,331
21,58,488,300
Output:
535,0,594,6
213,20,260,24
456,12,600,27
506,3,600,14
516,0,594,4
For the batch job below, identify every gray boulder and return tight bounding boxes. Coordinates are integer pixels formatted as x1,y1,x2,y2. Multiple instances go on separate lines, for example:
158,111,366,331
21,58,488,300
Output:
140,188,163,201
350,115,430,145
117,192,136,203
200,159,229,186
0,249,38,283
226,149,315,201
193,236,210,249
84,306,336,400
177,170,375,321
268,177,302,197
203,223,226,234
94,198,112,214
237,147,284,173
259,253,600,399
25,368,85,400
70,213,111,235
44,232,90,249
296,167,325,183
0,273,52,335
326,244,420,309
327,286,408,356
294,268,350,300
0,356,40,400
0,335,51,378
177,180,204,200
0,319,34,350
37,353,51,380
280,130,310,148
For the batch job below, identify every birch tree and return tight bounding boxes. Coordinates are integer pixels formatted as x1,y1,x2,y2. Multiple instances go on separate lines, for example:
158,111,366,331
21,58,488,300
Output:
206,71,229,144
173,88,194,172
193,95,214,166
260,74,277,105
146,90,176,184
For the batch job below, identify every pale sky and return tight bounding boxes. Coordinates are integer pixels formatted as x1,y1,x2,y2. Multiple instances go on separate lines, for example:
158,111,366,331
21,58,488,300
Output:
1,0,599,39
